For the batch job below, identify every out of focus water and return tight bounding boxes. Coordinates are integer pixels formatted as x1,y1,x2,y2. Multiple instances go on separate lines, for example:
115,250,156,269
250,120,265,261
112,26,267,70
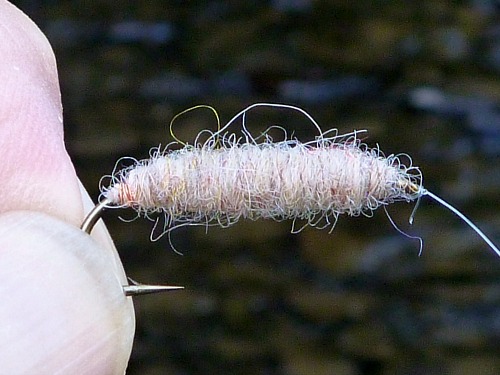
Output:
15,1,500,374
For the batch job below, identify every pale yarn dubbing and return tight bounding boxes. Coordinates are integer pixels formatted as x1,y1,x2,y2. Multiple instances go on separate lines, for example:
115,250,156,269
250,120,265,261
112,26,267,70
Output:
103,139,421,230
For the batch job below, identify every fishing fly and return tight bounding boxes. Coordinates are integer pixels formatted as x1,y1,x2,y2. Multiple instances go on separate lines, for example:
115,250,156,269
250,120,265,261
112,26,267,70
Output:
82,102,499,296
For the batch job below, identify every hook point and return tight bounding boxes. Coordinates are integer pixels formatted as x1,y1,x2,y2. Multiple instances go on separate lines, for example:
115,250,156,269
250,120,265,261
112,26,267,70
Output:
123,278,184,296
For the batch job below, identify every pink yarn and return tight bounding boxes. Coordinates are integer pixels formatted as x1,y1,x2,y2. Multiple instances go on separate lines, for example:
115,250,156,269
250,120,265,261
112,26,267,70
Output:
102,135,421,232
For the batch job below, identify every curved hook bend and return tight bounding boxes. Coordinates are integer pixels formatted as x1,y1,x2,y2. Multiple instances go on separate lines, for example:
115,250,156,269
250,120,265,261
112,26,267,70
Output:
80,200,184,296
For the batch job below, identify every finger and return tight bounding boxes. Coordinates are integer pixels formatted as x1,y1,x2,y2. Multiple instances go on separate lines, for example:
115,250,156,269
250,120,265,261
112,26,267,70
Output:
0,211,135,374
0,0,82,225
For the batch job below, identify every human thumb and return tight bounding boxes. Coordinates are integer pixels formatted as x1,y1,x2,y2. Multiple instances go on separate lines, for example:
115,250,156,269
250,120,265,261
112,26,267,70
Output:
0,211,134,374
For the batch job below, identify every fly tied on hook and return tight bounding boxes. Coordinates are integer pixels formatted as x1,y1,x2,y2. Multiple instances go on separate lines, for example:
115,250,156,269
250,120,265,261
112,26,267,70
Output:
81,102,498,300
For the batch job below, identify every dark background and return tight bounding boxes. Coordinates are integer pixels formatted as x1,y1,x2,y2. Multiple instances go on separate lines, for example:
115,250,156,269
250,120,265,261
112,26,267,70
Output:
13,1,500,374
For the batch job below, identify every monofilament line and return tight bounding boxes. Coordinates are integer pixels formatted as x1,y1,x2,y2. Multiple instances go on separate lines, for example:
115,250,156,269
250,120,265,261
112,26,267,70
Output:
420,189,500,257
99,103,499,258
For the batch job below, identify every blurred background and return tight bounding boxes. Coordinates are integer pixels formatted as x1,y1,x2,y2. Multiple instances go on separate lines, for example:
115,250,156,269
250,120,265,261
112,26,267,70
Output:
14,1,500,374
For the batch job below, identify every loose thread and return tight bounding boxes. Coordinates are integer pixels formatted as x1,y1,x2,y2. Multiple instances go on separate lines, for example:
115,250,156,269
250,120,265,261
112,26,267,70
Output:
420,189,500,257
